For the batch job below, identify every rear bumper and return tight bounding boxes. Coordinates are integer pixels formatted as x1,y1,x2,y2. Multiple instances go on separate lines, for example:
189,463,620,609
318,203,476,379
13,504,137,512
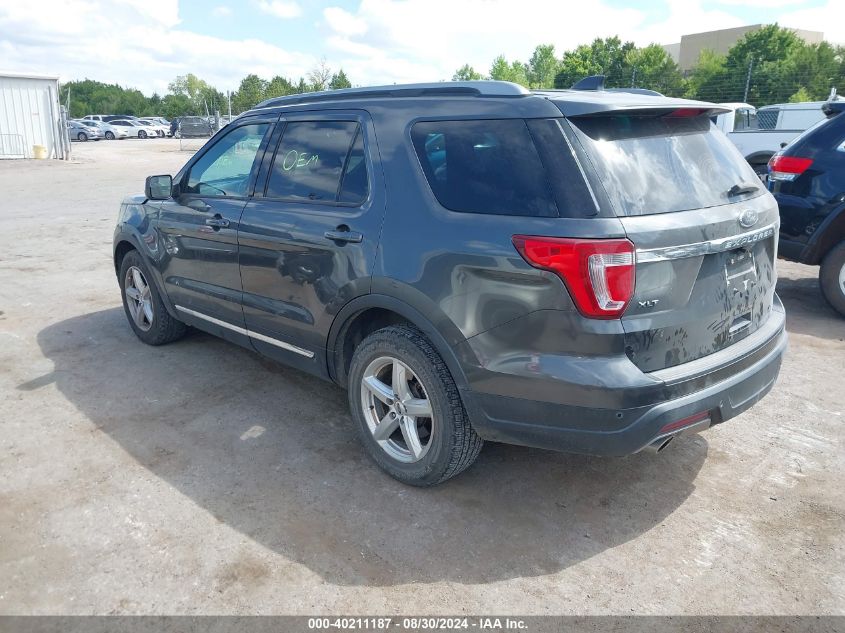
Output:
463,305,787,456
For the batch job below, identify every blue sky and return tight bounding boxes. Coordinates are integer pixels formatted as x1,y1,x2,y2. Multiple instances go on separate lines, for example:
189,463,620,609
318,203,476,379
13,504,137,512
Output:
0,0,840,94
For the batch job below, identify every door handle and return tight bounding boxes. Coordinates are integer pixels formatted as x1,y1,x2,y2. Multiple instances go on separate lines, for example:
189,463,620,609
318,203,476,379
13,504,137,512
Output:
205,216,230,229
324,227,363,243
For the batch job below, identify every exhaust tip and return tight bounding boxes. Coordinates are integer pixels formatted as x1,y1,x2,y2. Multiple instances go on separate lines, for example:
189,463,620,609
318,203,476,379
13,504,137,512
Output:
644,436,674,454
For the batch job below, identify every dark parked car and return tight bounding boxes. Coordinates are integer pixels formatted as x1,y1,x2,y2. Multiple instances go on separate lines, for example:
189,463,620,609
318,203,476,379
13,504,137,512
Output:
176,116,214,138
113,81,786,485
769,101,845,316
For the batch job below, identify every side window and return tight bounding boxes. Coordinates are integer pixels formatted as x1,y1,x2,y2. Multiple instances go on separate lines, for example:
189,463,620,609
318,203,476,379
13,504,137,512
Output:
410,119,558,217
338,128,369,204
185,123,269,197
267,121,362,203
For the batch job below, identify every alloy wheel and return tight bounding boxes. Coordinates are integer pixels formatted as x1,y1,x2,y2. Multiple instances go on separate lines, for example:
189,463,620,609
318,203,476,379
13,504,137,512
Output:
839,261,845,297
360,356,435,463
124,266,154,332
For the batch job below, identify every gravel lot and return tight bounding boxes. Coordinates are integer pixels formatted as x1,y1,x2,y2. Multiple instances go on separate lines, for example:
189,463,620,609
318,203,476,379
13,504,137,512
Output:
1,138,843,615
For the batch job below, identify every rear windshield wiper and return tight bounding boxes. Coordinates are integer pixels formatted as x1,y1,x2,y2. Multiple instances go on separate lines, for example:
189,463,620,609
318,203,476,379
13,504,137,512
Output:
727,182,759,197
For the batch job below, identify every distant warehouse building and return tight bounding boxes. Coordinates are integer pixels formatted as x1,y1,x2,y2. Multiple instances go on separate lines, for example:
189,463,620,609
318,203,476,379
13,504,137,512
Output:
0,72,67,159
664,25,824,71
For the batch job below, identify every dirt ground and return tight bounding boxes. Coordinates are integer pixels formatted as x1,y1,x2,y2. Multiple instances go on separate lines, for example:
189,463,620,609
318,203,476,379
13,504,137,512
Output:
0,139,843,615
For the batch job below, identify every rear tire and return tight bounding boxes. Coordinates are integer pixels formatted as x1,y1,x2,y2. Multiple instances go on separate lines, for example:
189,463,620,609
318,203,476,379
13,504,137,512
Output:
819,241,845,317
348,325,483,486
119,250,187,345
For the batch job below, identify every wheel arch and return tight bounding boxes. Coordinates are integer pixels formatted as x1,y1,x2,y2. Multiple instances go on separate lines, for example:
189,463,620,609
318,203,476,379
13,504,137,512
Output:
745,151,775,167
327,294,475,392
113,232,178,319
113,238,137,276
804,204,845,265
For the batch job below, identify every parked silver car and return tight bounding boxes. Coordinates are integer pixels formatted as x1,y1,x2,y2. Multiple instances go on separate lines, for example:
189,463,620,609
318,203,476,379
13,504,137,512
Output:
68,120,103,142
75,119,128,140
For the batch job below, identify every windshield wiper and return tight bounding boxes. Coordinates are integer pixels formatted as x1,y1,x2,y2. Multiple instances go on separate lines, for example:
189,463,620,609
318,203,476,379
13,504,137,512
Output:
727,182,759,197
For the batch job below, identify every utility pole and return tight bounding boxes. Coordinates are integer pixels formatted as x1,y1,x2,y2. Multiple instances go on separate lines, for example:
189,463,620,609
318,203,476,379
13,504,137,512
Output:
743,58,754,103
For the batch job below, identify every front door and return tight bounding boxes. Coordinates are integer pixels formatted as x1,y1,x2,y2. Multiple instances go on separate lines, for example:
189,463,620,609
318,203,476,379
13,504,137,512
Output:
157,118,275,334
238,112,384,374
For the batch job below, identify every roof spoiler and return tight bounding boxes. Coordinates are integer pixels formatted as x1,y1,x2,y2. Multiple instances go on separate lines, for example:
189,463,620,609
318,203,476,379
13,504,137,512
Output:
571,75,606,91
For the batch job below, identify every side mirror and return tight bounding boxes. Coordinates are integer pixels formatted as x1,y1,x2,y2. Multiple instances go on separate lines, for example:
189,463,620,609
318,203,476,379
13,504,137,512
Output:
145,174,173,200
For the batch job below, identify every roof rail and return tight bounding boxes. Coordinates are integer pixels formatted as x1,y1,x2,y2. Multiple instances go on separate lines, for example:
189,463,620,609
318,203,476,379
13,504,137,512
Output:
254,81,530,109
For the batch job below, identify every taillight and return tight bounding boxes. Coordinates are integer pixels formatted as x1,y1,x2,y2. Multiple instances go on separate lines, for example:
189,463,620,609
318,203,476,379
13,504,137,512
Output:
512,236,635,319
768,155,813,182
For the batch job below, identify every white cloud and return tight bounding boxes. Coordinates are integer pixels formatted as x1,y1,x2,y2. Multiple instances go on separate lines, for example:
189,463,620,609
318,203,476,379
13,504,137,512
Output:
255,0,302,19
212,6,232,18
319,0,839,85
777,0,843,41
323,7,368,37
320,0,645,84
0,0,314,94
715,0,809,7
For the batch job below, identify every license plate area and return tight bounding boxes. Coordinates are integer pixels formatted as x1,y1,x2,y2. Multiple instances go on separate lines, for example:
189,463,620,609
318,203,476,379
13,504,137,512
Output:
725,248,757,297
724,248,757,338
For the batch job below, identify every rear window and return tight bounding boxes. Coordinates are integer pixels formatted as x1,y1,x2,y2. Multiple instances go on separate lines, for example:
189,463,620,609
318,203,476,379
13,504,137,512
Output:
569,114,766,216
411,119,558,217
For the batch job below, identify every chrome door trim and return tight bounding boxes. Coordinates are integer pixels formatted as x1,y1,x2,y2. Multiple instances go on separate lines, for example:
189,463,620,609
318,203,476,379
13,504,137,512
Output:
175,305,315,358
636,223,777,263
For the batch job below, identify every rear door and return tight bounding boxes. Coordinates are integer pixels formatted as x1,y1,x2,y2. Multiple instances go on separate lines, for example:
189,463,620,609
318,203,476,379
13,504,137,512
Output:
237,111,383,373
565,111,779,373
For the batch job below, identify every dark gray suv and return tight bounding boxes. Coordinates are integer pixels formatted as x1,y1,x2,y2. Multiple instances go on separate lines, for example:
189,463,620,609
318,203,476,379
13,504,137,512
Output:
113,81,787,485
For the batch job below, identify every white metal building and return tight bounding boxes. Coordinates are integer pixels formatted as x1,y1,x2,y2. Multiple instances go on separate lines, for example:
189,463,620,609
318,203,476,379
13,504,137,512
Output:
0,72,66,159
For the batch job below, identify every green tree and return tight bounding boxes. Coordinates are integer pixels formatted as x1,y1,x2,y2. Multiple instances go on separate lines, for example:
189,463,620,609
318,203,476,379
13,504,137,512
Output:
329,69,352,89
779,41,841,101
160,93,194,118
625,44,685,96
452,64,483,81
724,25,803,104
308,58,333,91
489,55,528,86
231,74,268,113
265,75,295,99
527,44,558,88
684,49,728,102
167,73,222,113
554,37,636,88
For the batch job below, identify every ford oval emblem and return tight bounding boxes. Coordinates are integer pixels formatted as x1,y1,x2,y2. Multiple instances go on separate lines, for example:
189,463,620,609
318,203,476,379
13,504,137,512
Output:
739,209,759,229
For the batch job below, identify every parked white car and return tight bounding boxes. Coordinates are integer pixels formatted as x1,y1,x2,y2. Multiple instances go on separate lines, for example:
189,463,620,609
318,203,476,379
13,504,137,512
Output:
714,101,832,176
109,119,155,138
136,120,167,137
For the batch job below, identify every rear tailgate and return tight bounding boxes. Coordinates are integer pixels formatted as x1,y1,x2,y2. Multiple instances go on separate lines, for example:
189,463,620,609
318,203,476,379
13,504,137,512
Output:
563,107,779,373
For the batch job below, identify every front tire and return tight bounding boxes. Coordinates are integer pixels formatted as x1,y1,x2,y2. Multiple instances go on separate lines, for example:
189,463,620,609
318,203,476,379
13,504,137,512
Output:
77,132,87,142
138,130,147,139
348,325,482,486
119,250,186,345
819,241,845,317
105,131,115,140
